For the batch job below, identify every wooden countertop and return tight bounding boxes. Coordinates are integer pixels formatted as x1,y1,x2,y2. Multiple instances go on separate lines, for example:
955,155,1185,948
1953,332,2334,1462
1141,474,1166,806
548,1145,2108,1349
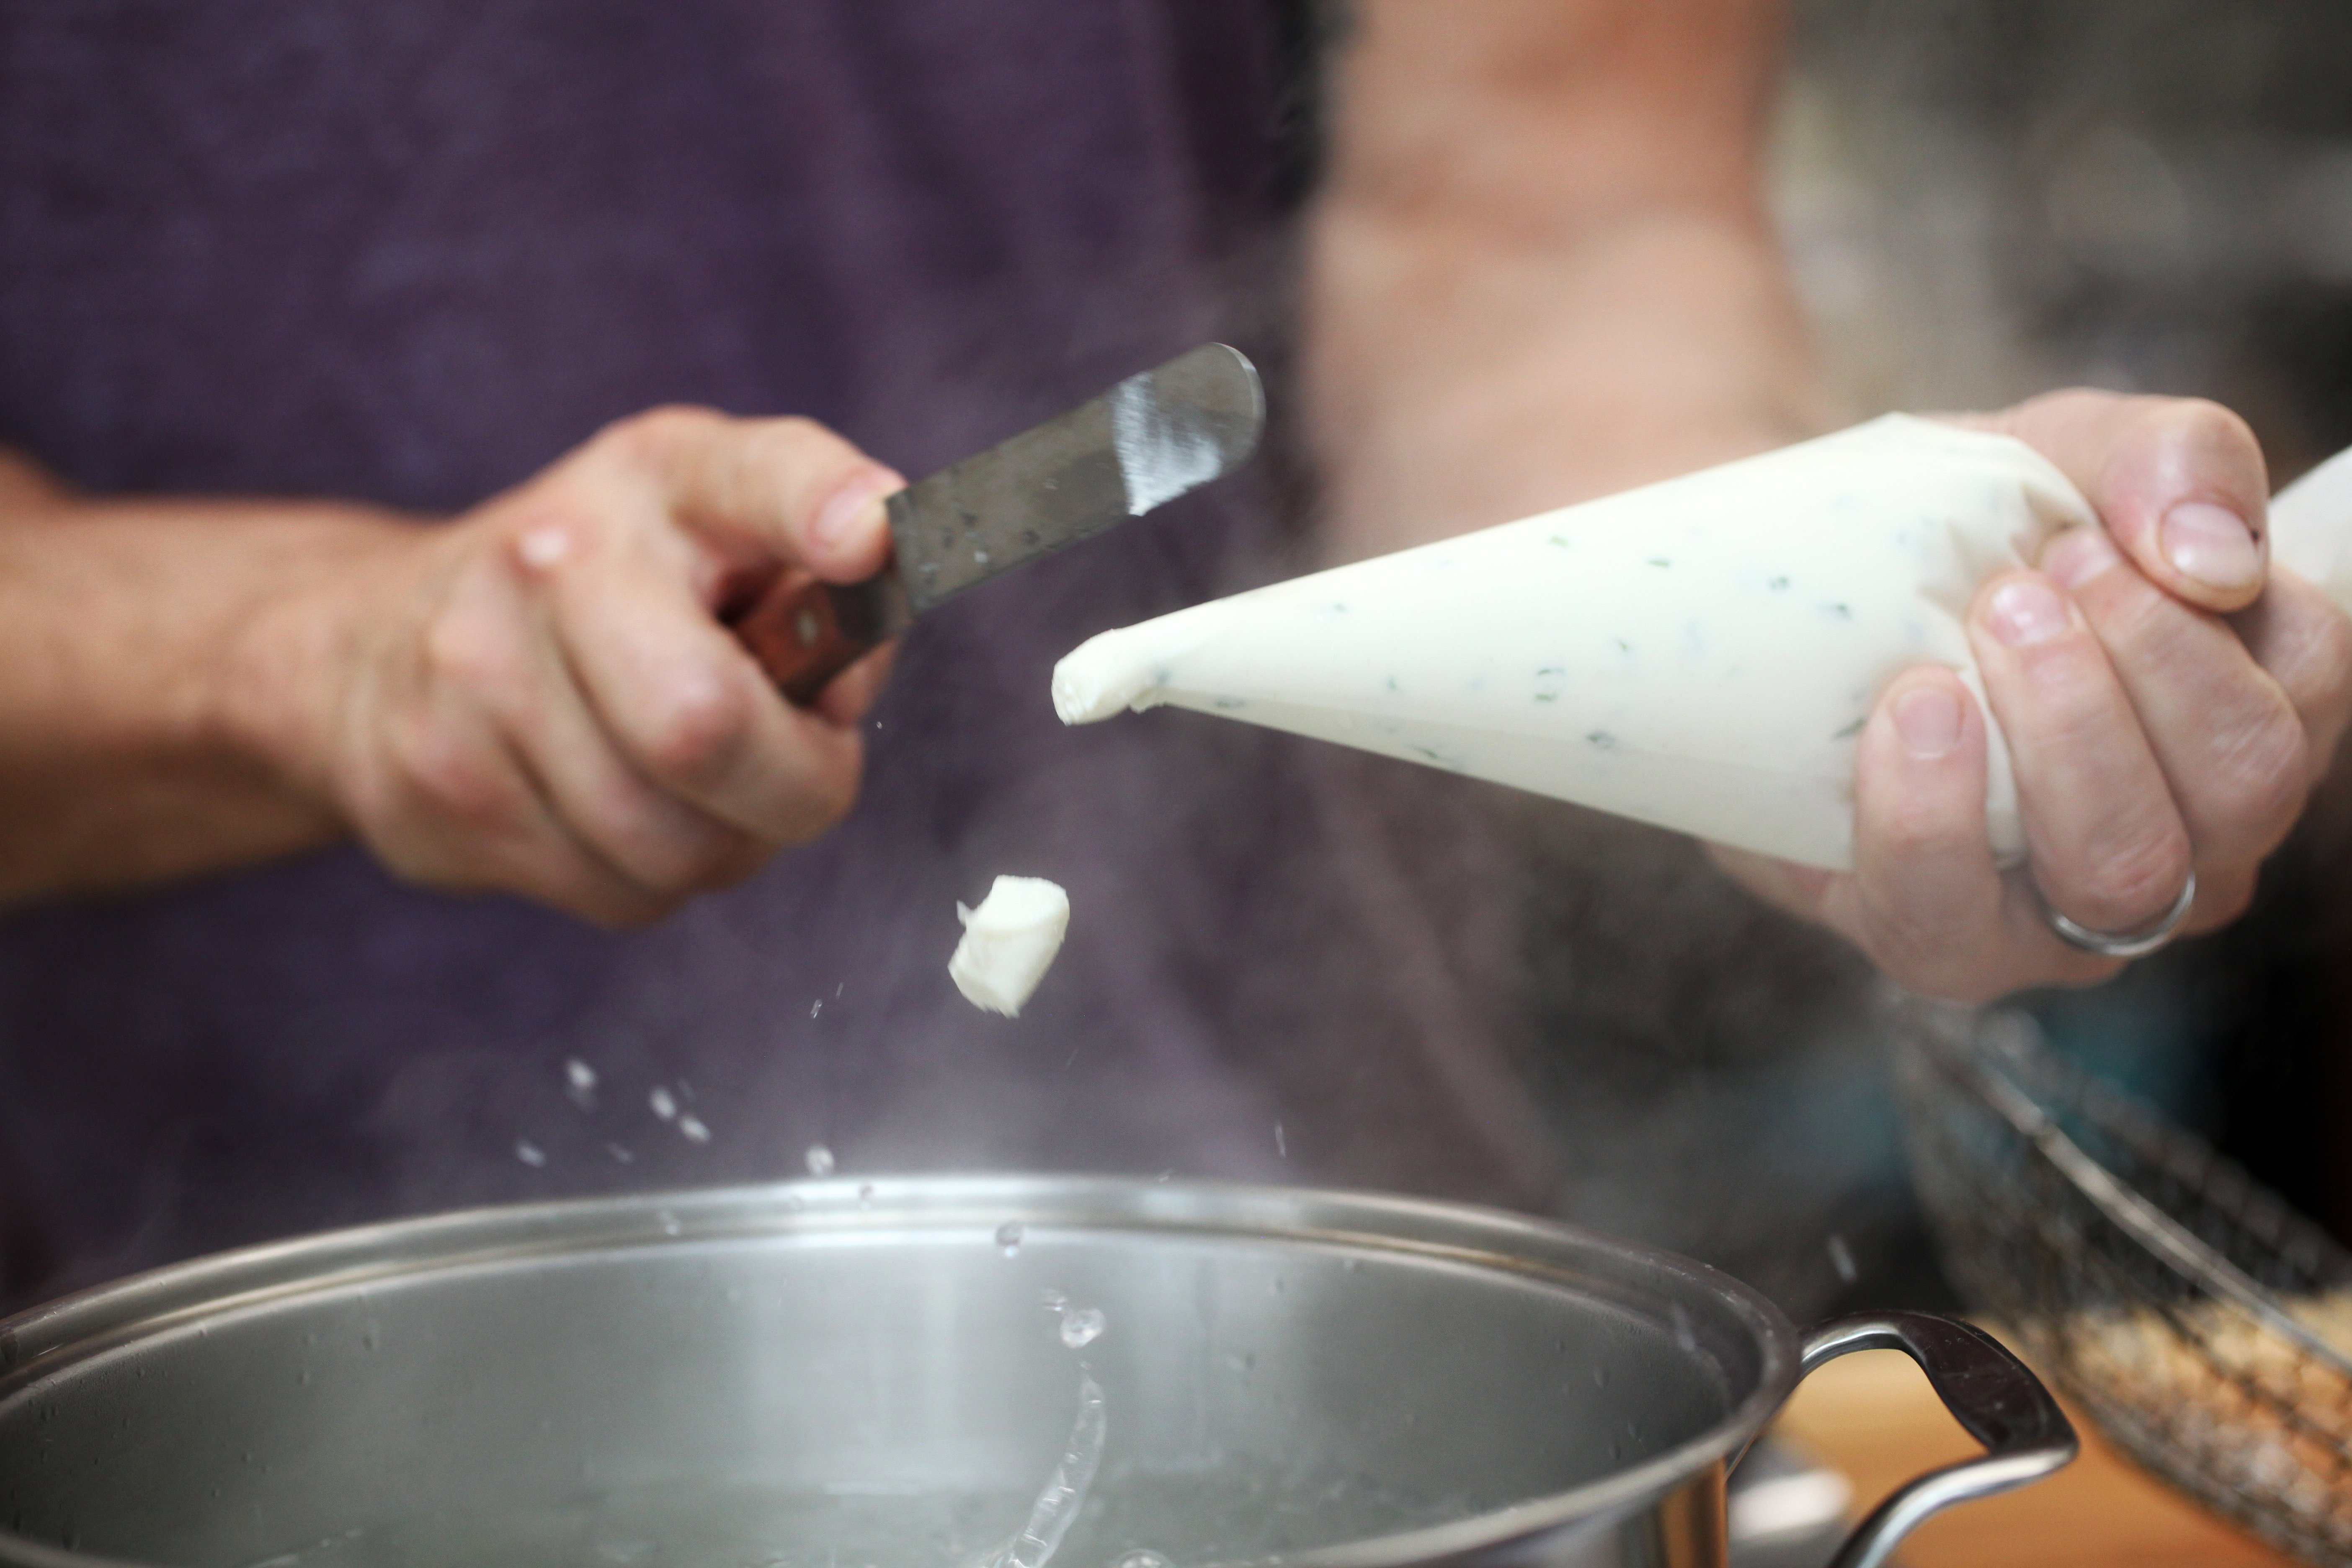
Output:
1773,1342,2303,1568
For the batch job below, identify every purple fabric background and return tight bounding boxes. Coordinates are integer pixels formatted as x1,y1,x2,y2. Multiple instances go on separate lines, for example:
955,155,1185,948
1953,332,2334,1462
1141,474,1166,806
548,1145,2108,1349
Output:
0,0,1547,1305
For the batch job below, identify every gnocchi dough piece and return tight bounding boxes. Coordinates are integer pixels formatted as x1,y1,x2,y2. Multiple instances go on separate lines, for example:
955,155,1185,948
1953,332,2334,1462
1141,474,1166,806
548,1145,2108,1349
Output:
949,877,1070,1016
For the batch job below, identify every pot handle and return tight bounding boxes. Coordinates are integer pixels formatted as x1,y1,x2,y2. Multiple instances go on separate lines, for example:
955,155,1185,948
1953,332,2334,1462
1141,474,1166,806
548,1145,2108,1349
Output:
1793,1312,2077,1568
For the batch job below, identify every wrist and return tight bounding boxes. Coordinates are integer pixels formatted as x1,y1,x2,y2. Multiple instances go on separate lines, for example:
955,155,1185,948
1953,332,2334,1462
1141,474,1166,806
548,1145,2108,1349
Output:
211,508,427,838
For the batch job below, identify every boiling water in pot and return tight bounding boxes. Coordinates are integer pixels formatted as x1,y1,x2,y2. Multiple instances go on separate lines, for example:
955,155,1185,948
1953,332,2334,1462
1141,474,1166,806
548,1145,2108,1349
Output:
0,1190,1747,1568
229,1357,1477,1568
231,1457,1473,1568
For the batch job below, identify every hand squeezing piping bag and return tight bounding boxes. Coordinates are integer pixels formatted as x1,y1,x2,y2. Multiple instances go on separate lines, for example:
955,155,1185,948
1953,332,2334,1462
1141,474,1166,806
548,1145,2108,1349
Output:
1053,415,2352,872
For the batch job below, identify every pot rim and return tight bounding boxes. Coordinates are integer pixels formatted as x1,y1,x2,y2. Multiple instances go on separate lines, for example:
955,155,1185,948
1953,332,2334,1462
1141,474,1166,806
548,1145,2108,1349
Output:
0,1175,1803,1568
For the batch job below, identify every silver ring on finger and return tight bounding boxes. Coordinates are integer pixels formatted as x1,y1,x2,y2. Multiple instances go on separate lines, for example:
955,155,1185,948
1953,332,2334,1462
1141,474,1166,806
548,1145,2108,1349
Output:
2042,868,2197,959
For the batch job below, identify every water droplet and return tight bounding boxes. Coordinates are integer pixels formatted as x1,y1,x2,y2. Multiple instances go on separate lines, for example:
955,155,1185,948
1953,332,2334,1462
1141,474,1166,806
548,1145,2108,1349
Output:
857,1182,874,1208
997,1221,1025,1257
1827,1233,1858,1285
1592,1365,1609,1388
1059,1306,1107,1349
657,1210,682,1237
514,1139,547,1168
1115,1553,1171,1568
805,1143,836,1177
1668,1303,1697,1355
810,998,823,1018
606,1142,634,1164
564,1058,598,1109
1273,1121,1286,1158
678,1113,711,1143
1041,1287,1069,1310
649,1087,677,1121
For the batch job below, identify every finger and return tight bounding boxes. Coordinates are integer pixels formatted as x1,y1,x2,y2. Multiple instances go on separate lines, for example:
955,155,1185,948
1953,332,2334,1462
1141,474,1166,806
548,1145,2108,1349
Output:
1826,668,2114,999
392,560,690,925
814,640,898,729
488,548,773,896
545,529,865,844
1965,390,2269,613
1969,567,2196,936
367,701,671,928
2235,565,2352,787
1715,670,2121,1000
2040,525,2308,879
591,406,903,585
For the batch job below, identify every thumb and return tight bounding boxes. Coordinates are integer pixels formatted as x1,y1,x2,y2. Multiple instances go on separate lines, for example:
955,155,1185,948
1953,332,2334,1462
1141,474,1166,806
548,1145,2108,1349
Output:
601,406,904,583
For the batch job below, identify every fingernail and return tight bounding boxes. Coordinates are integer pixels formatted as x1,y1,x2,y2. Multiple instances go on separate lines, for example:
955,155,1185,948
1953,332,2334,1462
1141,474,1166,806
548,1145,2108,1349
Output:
1893,684,1962,759
2160,500,2261,593
810,468,903,552
2043,526,2120,592
1986,578,2070,647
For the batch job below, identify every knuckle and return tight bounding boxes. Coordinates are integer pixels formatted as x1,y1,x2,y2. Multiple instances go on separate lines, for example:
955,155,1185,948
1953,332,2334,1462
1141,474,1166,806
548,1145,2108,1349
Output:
2162,396,2262,466
2205,705,2312,841
2070,828,2193,930
752,414,826,451
638,667,756,787
2287,605,2352,720
2014,642,2121,730
420,607,511,693
585,794,746,894
598,404,723,469
390,725,516,830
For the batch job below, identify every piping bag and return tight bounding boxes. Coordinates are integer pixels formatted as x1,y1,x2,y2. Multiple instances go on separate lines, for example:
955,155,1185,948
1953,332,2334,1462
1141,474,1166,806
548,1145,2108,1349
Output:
1052,415,2352,872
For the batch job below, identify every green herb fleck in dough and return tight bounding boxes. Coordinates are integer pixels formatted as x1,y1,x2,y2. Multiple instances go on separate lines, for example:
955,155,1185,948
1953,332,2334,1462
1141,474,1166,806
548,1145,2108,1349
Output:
1832,717,1866,740
1646,557,1671,569
1614,638,1631,653
1534,693,1559,704
1825,603,1853,619
1385,674,1401,694
1212,696,1247,710
1586,731,1617,750
1769,576,1790,591
1549,535,1571,548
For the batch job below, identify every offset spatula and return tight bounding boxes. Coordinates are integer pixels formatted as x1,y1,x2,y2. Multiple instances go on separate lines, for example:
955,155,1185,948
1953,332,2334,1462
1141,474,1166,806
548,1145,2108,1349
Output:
730,343,1265,703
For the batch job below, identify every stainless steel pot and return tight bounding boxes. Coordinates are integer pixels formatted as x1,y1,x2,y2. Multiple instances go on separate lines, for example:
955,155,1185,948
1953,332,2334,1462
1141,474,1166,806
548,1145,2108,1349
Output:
0,1177,2073,1568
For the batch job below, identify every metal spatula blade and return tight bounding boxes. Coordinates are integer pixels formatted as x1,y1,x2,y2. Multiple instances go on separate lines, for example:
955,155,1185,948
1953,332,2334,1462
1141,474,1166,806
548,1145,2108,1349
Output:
732,344,1264,703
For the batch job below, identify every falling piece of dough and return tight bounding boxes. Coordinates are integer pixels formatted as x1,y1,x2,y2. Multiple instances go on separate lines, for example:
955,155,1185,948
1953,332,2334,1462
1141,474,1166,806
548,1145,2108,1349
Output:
949,877,1070,1016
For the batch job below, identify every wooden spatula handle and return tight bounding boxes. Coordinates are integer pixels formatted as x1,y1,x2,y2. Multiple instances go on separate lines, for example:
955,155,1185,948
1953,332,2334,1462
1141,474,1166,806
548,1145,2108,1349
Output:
727,575,885,706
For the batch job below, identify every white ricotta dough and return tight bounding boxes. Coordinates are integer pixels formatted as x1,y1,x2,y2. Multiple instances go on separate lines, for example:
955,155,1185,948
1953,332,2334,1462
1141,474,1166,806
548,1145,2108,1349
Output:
949,876,1070,1016
1053,415,2102,872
